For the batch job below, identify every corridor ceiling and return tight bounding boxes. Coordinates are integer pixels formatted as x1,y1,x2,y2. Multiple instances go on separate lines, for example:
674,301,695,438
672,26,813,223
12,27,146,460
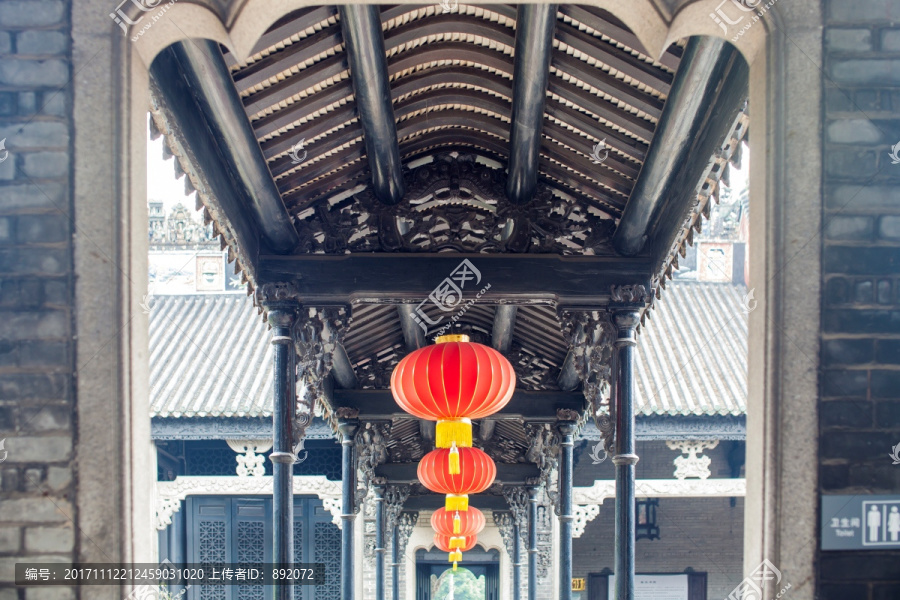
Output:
147,3,749,492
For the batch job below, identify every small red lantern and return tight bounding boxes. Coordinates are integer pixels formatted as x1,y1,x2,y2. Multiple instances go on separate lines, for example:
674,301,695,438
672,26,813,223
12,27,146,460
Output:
418,447,496,511
431,507,485,537
391,334,516,450
434,533,478,571
434,533,478,553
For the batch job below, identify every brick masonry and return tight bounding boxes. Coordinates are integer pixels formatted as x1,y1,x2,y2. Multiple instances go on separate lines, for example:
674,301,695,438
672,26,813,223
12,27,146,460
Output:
821,1,900,598
573,497,744,600
574,440,744,599
0,0,75,596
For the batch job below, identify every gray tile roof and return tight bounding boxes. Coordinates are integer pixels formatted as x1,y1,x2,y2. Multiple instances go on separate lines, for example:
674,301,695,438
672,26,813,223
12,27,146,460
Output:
149,282,748,419
635,281,748,416
150,294,272,417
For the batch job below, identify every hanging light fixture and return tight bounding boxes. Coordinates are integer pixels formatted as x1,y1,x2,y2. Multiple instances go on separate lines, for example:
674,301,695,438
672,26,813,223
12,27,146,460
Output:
391,334,516,471
417,447,496,511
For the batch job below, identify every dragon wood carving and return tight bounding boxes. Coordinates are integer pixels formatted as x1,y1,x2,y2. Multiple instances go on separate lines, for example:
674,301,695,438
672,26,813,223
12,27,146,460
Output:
294,154,616,255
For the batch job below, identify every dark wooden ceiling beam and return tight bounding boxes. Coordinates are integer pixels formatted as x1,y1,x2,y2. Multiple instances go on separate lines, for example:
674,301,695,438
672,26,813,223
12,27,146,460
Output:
334,389,585,421
557,350,581,391
232,24,343,93
383,14,516,52
558,5,682,72
553,21,673,93
650,54,749,274
151,40,299,254
259,254,651,305
339,5,405,205
506,4,557,206
492,305,518,354
242,56,349,112
551,52,665,119
388,42,515,77
547,78,656,143
613,37,745,256
397,305,427,353
331,343,358,390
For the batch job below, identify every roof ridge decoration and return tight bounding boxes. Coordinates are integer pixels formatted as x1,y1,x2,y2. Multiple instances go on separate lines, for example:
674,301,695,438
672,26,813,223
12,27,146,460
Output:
294,153,616,255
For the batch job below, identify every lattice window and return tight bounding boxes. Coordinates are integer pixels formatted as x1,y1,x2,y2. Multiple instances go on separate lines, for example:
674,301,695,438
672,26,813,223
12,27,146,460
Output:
235,521,265,600
179,441,342,479
186,445,237,476
314,522,341,600
292,521,304,600
198,521,226,600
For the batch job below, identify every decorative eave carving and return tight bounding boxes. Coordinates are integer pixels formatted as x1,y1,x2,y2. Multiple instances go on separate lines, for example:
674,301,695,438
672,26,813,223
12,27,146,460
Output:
502,486,529,547
294,306,352,432
225,439,273,477
293,154,617,256
558,309,616,452
396,512,419,558
383,484,411,536
666,439,720,480
610,284,652,305
654,112,749,298
355,422,391,511
493,511,517,560
155,475,342,530
525,423,560,489
255,281,303,308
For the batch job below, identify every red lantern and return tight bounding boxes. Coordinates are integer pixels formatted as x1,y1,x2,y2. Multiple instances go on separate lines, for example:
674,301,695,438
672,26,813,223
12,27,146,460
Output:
391,334,516,449
418,447,496,511
431,507,485,537
434,533,478,571
433,533,478,553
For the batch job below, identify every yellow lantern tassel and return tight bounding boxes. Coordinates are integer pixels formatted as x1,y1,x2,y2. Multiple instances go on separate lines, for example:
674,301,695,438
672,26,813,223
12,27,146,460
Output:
453,511,461,534
449,550,462,562
436,418,472,449
449,442,460,475
449,536,465,550
453,562,458,572
445,494,469,512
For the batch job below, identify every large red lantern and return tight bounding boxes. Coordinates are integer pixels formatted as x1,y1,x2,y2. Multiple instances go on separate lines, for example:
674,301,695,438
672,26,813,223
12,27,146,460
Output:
391,334,516,450
418,447,496,511
431,507,485,537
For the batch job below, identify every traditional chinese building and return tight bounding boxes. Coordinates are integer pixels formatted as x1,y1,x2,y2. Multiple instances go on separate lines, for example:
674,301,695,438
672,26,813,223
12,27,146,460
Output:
148,271,748,599
5,3,898,600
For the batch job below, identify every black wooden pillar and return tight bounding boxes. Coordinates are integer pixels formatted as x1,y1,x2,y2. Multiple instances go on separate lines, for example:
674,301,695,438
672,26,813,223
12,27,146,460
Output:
373,480,386,600
266,303,297,600
338,417,359,600
557,419,577,600
527,486,539,600
512,519,522,600
391,525,400,600
612,311,640,600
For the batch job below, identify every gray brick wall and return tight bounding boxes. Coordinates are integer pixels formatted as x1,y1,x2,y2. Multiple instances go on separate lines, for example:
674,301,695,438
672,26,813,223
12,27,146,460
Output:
573,440,744,599
821,1,900,599
574,497,744,600
0,0,74,596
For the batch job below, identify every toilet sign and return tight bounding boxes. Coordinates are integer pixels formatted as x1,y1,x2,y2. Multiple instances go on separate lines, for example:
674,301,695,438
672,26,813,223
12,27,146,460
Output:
822,495,900,550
